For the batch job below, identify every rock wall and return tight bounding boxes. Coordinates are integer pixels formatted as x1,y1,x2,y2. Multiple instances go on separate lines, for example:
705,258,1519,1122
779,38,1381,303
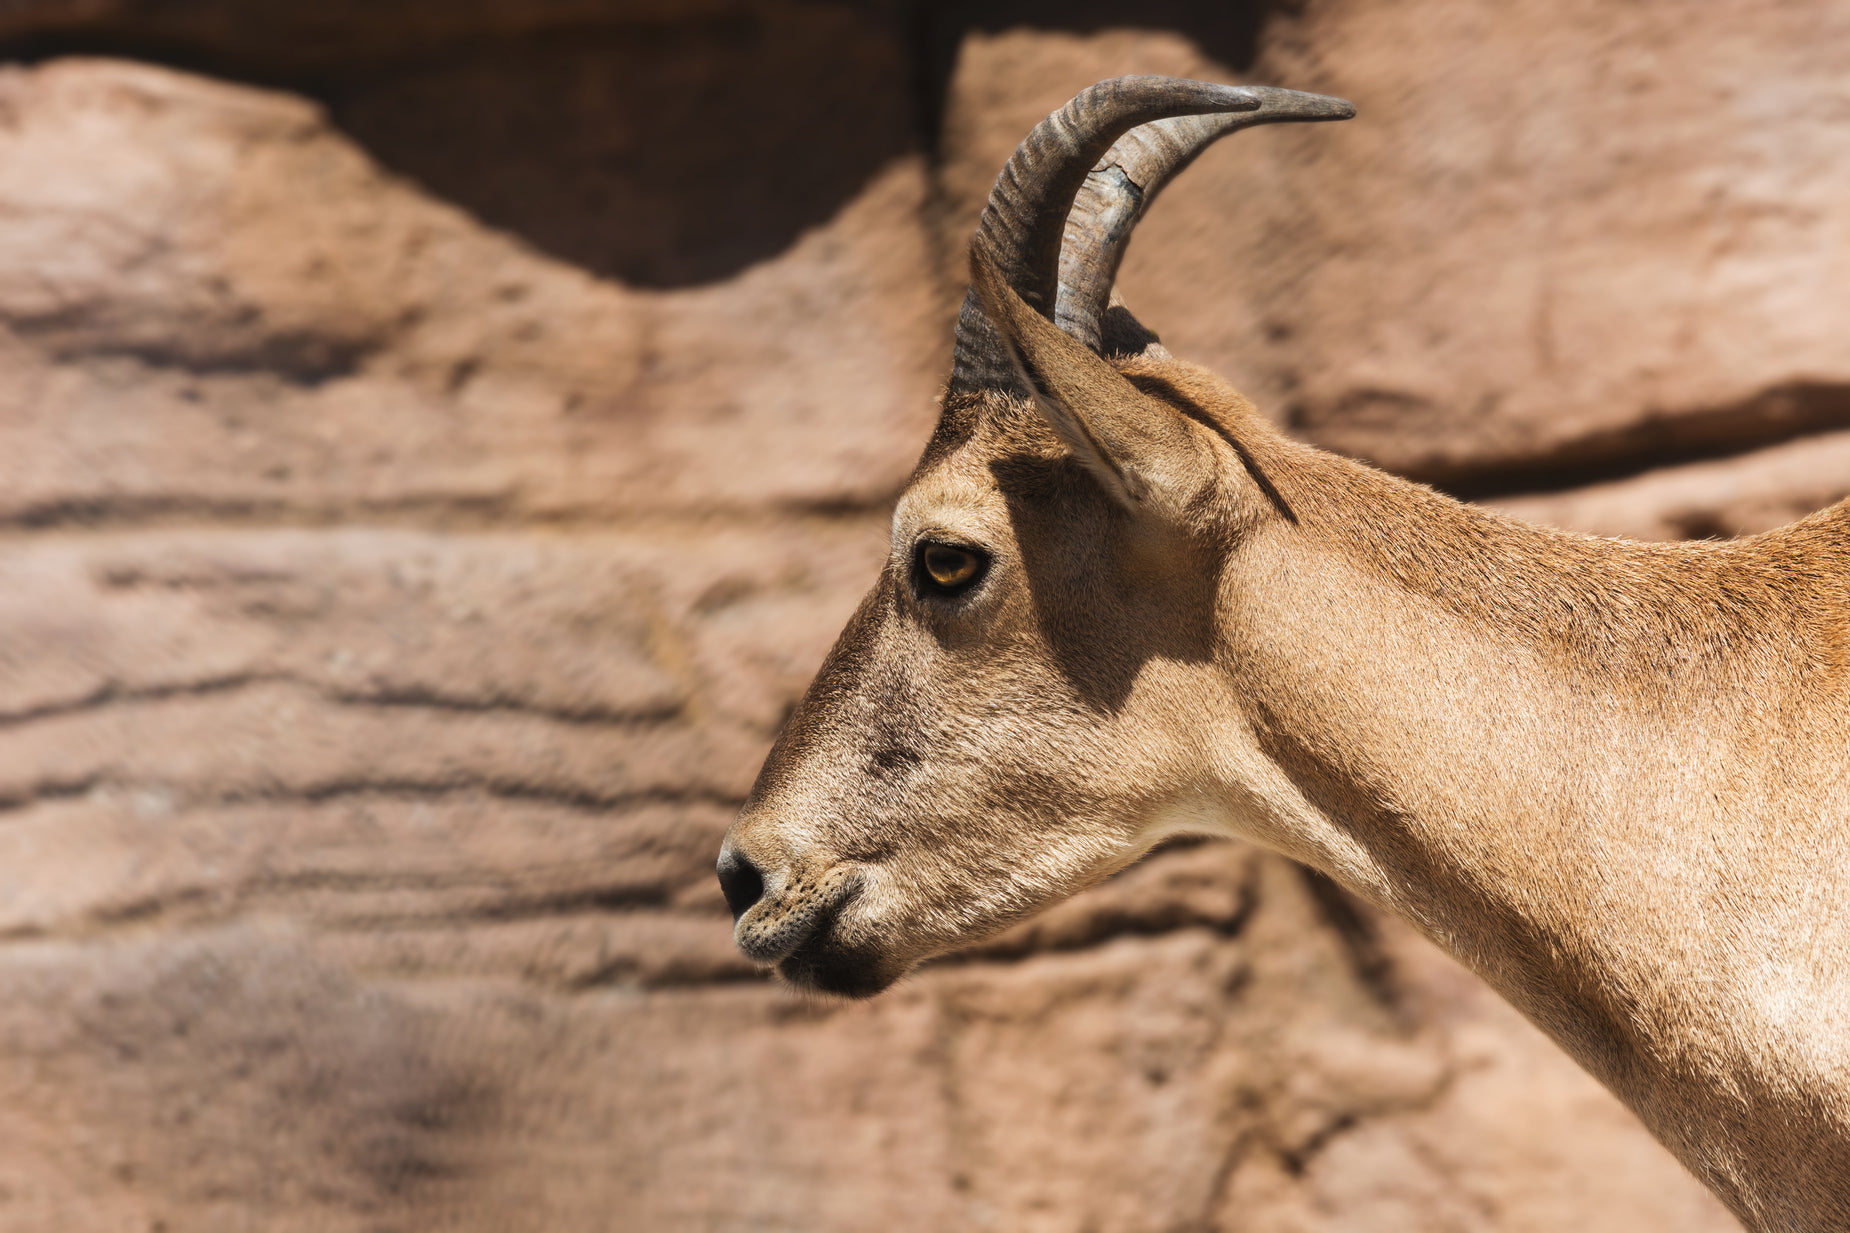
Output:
4,1,1844,1228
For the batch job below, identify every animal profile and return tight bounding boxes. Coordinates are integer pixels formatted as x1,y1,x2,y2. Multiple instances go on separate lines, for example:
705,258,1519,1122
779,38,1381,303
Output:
718,76,1850,1231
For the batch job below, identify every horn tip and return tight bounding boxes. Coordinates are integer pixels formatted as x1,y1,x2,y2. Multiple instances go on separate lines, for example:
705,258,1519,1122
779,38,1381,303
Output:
1247,85,1357,121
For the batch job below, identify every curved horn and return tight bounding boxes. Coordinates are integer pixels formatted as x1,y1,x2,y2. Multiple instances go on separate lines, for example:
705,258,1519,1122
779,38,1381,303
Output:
948,76,1272,396
1056,87,1355,356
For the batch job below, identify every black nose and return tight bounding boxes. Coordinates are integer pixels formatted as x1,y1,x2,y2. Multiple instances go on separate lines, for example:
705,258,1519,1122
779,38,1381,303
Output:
716,848,766,921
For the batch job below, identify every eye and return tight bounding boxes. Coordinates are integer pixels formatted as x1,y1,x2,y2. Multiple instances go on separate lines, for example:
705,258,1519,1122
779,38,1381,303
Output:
914,540,989,597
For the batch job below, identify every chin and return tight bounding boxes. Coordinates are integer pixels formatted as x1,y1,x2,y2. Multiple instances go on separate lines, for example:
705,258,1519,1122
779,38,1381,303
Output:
776,934,905,999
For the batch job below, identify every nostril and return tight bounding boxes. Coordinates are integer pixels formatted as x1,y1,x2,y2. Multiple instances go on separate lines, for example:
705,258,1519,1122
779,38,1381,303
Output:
716,848,766,921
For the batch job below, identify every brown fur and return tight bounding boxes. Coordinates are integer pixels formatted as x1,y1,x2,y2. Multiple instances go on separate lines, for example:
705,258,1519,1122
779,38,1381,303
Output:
722,252,1850,1230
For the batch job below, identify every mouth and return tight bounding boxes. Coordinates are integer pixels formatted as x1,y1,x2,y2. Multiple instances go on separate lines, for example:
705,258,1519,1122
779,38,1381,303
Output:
774,917,900,999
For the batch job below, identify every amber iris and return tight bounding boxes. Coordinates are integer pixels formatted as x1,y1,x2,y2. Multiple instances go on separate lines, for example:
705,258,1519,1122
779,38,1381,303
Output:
919,543,983,593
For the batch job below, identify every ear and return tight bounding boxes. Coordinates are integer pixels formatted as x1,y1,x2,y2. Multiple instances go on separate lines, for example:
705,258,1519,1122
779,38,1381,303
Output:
970,243,1205,512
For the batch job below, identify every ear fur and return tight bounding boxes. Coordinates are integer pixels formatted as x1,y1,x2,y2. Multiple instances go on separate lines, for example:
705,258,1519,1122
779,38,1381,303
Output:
969,243,1203,512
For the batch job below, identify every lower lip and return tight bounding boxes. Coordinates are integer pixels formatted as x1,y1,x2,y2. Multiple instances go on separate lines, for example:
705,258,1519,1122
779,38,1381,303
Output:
775,917,892,999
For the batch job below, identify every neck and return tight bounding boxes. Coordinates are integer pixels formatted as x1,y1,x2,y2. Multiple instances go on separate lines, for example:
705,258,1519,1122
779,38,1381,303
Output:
1201,434,1850,1225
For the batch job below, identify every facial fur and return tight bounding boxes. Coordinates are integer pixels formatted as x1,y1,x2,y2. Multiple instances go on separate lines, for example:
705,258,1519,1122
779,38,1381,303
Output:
723,381,1257,996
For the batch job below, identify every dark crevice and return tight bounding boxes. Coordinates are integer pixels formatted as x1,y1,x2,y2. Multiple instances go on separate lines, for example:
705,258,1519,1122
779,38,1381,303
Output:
1272,1065,1459,1179
771,487,911,520
0,2,1283,290
275,779,743,816
50,339,370,389
924,910,1243,969
1296,866,1408,1021
0,674,276,730
1,9,917,288
0,777,102,813
88,885,219,929
330,687,684,730
1,495,512,533
313,16,917,288
0,775,741,822
5,322,378,388
2,881,732,973
900,1,949,161
0,493,899,533
572,964,770,992
290,881,678,927
900,0,1277,159
1413,381,1850,502
0,674,683,734
1278,1112,1358,1178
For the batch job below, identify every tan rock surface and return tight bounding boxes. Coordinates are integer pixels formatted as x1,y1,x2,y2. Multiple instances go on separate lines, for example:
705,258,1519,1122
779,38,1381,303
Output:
936,3,1850,489
0,55,940,524
8,2,1847,1227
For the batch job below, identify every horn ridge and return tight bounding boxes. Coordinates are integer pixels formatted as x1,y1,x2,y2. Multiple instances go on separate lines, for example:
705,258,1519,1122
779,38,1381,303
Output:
1057,86,1355,356
948,75,1271,396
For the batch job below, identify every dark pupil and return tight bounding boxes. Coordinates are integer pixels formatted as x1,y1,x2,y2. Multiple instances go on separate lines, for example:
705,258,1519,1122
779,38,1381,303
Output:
924,545,976,587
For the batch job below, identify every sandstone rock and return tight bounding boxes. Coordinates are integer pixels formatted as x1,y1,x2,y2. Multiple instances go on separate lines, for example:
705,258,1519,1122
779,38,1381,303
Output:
0,56,942,525
557,856,1736,1233
0,523,888,732
0,522,887,983
0,861,1741,1232
938,4,1850,489
0,926,490,1232
0,5,1825,1228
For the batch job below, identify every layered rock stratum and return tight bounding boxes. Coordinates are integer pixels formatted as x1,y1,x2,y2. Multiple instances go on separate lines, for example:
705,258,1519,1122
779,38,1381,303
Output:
6,2,1846,1228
